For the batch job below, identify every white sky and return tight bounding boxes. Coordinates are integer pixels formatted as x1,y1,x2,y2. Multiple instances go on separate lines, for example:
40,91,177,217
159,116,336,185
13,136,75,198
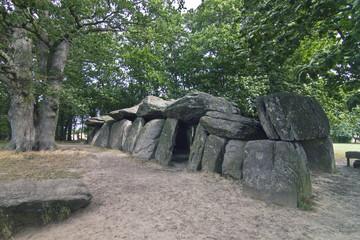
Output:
184,0,202,9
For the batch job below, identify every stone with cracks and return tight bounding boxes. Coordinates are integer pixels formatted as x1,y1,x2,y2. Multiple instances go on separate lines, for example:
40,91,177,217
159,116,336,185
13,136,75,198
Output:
87,127,100,144
85,115,114,127
163,92,240,125
123,117,145,153
93,121,114,148
200,111,267,140
108,120,132,150
256,92,330,141
155,118,179,165
201,135,227,173
136,96,175,119
0,179,92,232
132,119,165,160
300,136,335,173
188,125,208,171
243,140,312,208
222,140,246,180
109,104,139,121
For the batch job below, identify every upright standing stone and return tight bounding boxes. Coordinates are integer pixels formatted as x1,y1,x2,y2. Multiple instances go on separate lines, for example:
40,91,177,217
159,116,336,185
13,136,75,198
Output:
132,119,165,160
93,121,114,148
87,127,100,144
300,136,335,173
222,140,246,180
108,119,132,150
202,135,227,173
243,140,312,208
123,117,145,153
121,121,132,150
188,125,208,171
155,118,179,165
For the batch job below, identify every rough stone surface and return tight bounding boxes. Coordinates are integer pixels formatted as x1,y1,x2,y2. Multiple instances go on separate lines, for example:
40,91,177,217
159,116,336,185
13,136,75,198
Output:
163,92,240,125
200,111,266,140
93,121,114,148
108,120,132,150
155,118,179,165
109,104,139,121
243,140,312,208
136,96,175,119
87,127,100,144
123,117,145,153
188,125,208,171
0,179,92,231
201,135,227,173
85,115,114,127
132,119,165,160
222,140,246,180
256,92,330,141
300,136,335,173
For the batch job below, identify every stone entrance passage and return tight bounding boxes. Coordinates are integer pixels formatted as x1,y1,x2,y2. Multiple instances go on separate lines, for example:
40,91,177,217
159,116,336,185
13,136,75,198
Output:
171,123,192,164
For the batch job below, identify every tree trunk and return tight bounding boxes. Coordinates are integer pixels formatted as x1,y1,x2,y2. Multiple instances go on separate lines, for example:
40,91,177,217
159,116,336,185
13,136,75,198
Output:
36,40,70,150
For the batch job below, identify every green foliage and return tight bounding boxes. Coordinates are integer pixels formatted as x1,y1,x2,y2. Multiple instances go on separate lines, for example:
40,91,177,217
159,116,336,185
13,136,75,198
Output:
41,205,71,225
0,83,10,140
0,210,14,239
331,123,353,143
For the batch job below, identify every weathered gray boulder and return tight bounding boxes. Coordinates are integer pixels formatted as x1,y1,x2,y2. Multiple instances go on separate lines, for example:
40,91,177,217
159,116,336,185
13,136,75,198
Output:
87,127,100,144
201,135,227,173
121,121,132,150
243,140,312,208
164,92,240,125
123,117,145,153
136,96,175,119
93,121,114,148
109,104,139,121
0,179,92,232
155,118,179,165
222,140,246,180
108,119,132,150
300,136,335,173
85,115,114,127
188,125,208,171
200,111,266,140
132,119,165,160
256,92,330,141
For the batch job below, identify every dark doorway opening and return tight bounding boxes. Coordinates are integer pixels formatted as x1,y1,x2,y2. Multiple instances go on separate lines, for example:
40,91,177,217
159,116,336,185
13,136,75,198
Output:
171,122,192,166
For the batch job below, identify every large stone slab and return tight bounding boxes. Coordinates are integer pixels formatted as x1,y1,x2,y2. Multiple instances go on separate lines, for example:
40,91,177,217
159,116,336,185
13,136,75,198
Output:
123,117,145,153
188,125,208,171
256,92,330,141
0,179,92,232
87,127,100,144
243,140,312,208
109,104,139,121
85,115,114,127
222,140,246,180
136,96,175,119
200,111,266,140
132,119,165,160
155,118,179,165
164,92,240,125
93,121,114,148
300,136,335,173
108,119,132,150
201,135,227,173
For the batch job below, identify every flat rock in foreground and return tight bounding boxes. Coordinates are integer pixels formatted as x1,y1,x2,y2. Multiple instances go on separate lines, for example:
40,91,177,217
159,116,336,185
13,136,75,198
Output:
0,179,92,231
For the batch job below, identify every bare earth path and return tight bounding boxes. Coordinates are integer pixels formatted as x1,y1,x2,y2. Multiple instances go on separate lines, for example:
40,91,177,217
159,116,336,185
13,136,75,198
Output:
15,144,360,240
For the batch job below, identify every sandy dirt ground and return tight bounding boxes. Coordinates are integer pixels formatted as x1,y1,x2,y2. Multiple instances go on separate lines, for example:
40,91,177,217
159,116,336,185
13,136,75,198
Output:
14,143,360,240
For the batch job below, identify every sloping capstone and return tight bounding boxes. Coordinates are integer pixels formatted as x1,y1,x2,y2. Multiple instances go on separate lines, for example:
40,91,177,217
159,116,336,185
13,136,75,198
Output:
243,140,312,208
222,140,246,180
163,92,240,125
108,119,132,150
300,136,335,173
109,104,139,121
256,92,330,141
201,135,227,173
85,115,114,127
200,111,267,140
123,117,145,153
136,96,175,119
132,119,165,160
0,179,92,232
93,121,114,148
188,125,208,171
155,118,179,165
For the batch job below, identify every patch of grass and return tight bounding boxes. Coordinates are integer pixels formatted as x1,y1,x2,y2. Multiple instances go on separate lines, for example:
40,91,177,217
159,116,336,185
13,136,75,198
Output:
299,196,316,211
41,206,71,225
0,210,14,239
0,149,88,181
0,140,9,149
333,143,360,159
